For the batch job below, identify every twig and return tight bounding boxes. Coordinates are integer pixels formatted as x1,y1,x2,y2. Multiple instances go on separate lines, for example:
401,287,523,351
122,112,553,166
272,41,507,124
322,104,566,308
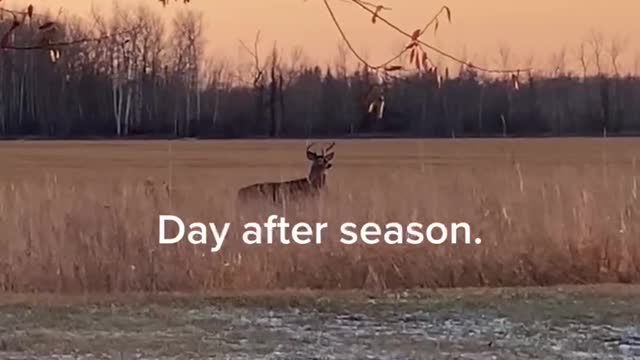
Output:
322,0,408,71
324,0,530,75
239,30,267,85
239,30,262,66
352,0,529,74
1,2,139,51
2,26,142,51
0,6,35,18
419,6,450,36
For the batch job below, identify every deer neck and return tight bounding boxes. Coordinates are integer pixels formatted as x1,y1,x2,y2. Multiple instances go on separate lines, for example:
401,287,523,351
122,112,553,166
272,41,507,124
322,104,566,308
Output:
307,167,326,188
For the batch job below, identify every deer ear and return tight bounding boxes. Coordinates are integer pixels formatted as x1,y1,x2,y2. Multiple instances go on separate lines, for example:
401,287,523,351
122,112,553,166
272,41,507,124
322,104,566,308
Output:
307,151,316,160
325,152,335,161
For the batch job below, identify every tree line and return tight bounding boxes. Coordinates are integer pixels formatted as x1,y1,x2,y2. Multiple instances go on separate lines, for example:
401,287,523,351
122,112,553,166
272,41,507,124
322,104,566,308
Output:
0,5,638,139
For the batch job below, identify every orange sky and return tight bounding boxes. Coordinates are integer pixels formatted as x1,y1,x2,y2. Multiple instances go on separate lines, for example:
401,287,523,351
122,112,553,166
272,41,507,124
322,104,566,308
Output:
11,0,640,74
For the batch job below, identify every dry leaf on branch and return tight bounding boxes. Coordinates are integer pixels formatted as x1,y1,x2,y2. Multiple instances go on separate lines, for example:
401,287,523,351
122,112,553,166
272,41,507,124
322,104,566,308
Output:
410,29,421,42
39,21,56,31
384,65,403,72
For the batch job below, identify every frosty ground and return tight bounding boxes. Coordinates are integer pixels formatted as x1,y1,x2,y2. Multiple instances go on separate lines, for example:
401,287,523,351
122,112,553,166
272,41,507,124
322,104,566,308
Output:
0,285,639,359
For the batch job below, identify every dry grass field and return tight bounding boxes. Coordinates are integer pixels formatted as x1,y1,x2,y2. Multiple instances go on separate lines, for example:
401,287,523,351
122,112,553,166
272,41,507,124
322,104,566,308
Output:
1,138,640,293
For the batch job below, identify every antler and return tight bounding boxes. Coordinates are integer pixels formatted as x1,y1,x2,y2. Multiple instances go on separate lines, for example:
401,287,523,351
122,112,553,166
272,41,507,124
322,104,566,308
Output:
307,142,317,156
323,142,335,155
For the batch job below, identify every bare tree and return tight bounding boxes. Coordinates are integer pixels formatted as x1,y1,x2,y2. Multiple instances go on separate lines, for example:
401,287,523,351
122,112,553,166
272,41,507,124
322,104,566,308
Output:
498,44,511,72
134,6,166,131
202,58,229,127
240,31,267,135
334,41,349,79
267,43,285,137
588,31,604,75
170,9,204,136
577,42,590,78
608,36,627,76
550,47,567,77
94,3,138,136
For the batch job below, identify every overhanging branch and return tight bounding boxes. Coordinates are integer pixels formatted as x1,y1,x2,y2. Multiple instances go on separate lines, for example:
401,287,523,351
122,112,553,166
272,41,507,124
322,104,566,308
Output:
324,0,530,75
2,26,142,51
0,4,139,54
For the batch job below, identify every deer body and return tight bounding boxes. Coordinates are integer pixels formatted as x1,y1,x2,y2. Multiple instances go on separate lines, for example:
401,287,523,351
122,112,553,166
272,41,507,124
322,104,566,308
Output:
237,142,335,204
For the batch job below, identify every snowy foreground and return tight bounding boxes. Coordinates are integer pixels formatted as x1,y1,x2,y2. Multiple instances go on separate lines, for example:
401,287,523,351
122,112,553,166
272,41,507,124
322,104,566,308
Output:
0,286,639,359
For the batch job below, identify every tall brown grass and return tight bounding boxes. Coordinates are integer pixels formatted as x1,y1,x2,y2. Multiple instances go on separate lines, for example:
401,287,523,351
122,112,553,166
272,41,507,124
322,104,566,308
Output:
1,139,639,293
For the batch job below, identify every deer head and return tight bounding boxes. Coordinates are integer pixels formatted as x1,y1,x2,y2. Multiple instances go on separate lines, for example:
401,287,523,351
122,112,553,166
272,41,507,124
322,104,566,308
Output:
306,142,335,186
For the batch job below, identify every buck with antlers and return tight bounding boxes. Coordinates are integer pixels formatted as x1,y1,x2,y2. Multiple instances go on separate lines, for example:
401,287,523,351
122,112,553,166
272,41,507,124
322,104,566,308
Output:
237,142,336,204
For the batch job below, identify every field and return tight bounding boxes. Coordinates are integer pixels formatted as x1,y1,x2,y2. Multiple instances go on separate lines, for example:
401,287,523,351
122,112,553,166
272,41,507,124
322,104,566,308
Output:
1,138,640,358
1,138,640,292
0,286,639,359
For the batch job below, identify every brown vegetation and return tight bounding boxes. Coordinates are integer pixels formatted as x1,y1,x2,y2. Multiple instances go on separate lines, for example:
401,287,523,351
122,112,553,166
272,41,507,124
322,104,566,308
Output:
1,138,639,294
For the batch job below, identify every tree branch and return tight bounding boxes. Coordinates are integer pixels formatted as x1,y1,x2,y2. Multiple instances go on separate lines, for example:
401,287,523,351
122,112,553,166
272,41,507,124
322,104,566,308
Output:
2,26,142,51
1,4,140,53
324,0,530,75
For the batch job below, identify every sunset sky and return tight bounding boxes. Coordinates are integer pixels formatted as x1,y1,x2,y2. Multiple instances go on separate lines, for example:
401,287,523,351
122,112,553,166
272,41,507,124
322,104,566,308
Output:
11,0,640,74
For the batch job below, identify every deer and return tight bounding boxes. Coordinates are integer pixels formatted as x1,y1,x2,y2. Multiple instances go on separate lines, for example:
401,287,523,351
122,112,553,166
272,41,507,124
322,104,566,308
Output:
237,142,336,205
